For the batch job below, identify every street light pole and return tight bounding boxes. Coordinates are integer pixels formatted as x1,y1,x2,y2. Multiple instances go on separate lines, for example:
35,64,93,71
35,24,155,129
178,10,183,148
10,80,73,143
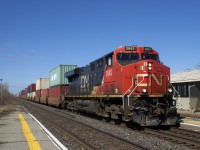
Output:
0,79,2,101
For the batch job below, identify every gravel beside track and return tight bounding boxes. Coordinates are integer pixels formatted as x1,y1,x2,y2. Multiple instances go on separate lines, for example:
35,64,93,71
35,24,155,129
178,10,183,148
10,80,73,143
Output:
144,127,200,149
170,127,200,142
18,99,192,150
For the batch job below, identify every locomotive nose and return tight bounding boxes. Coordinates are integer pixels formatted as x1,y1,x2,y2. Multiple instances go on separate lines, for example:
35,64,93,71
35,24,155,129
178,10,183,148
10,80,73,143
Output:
136,60,168,95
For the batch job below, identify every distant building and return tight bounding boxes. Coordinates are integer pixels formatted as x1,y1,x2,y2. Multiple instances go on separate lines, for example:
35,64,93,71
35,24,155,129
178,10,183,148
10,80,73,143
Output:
171,69,200,111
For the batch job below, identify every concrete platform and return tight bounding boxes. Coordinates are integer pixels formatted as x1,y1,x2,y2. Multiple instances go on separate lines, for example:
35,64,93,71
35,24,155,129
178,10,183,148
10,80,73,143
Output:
0,108,67,150
180,118,200,131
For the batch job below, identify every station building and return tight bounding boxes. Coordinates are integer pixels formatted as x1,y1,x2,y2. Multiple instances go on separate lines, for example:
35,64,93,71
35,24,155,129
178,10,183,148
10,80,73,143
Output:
171,69,200,112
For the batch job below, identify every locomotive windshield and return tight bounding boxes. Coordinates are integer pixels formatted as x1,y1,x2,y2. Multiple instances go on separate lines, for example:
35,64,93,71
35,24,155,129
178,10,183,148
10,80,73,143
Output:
117,53,139,65
141,53,159,61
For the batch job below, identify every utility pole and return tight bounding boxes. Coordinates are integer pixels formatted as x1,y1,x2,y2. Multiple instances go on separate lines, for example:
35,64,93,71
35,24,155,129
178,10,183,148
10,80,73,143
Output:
0,79,2,101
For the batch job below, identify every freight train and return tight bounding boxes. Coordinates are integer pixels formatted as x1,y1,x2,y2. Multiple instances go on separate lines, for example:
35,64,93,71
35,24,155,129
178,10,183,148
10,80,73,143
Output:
19,46,179,126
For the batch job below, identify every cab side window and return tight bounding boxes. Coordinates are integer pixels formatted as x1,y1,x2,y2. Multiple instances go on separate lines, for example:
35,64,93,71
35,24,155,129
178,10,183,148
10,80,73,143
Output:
106,56,113,67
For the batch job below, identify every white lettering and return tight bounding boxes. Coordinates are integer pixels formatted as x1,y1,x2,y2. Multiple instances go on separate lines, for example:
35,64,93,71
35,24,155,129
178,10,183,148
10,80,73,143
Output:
150,74,162,86
144,62,147,66
51,74,57,81
135,74,163,86
81,75,90,89
135,74,148,86
106,69,112,77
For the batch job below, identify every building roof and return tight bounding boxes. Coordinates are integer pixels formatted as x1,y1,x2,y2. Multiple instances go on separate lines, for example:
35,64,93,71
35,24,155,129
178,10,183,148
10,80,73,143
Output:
171,69,200,83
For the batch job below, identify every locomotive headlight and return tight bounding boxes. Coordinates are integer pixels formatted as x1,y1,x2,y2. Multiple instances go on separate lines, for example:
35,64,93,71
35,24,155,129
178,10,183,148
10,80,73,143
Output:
167,88,173,93
148,63,152,71
148,66,152,70
142,88,147,93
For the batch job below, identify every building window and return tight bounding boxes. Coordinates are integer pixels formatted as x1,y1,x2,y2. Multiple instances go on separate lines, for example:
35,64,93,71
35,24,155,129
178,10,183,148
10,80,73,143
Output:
173,83,191,97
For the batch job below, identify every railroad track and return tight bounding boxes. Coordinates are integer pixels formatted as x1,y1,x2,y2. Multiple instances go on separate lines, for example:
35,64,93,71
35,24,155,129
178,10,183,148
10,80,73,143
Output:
19,99,148,150
143,127,200,149
103,114,200,150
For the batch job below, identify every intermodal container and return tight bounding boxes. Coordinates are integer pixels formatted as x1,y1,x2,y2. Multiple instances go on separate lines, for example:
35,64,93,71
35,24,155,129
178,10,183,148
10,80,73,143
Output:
35,90,41,102
48,85,68,106
28,84,36,93
28,92,36,101
27,93,30,97
21,90,25,95
25,88,28,94
49,85,68,97
36,90,41,97
36,78,49,90
29,92,35,98
28,85,31,93
30,84,36,92
40,89,49,104
49,64,77,87
41,89,49,97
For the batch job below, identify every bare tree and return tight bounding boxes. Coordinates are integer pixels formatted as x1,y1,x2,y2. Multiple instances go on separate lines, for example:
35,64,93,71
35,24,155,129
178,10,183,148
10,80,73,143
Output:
185,68,192,72
0,83,12,105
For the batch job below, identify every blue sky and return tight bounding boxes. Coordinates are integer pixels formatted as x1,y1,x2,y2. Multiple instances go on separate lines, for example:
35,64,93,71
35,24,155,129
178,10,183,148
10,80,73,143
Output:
0,0,200,94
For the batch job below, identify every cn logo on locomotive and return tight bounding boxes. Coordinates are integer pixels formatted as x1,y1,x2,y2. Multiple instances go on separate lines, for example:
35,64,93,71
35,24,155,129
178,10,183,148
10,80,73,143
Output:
136,74,163,86
81,75,89,89
106,69,112,77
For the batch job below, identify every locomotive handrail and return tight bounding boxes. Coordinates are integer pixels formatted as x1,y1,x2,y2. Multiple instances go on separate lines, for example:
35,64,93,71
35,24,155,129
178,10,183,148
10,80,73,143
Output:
171,84,180,101
123,77,135,97
122,75,145,110
127,75,145,107
122,76,134,110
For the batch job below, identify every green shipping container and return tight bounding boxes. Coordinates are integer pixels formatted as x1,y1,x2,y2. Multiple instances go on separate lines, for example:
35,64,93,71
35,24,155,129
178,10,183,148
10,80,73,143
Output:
49,64,77,87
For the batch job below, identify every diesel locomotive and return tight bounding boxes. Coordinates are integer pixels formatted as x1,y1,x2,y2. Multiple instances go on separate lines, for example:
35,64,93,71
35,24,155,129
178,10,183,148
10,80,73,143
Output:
65,46,179,126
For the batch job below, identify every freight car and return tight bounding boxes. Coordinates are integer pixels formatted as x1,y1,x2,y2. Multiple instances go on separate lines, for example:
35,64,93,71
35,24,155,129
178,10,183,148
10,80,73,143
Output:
64,46,179,126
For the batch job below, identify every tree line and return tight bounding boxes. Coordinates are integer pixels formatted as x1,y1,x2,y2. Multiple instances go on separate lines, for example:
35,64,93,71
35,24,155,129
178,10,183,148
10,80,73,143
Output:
0,83,13,105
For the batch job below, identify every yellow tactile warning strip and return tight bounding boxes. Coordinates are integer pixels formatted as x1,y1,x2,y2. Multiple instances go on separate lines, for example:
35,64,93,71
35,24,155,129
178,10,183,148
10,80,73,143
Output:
183,119,200,125
18,114,41,150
